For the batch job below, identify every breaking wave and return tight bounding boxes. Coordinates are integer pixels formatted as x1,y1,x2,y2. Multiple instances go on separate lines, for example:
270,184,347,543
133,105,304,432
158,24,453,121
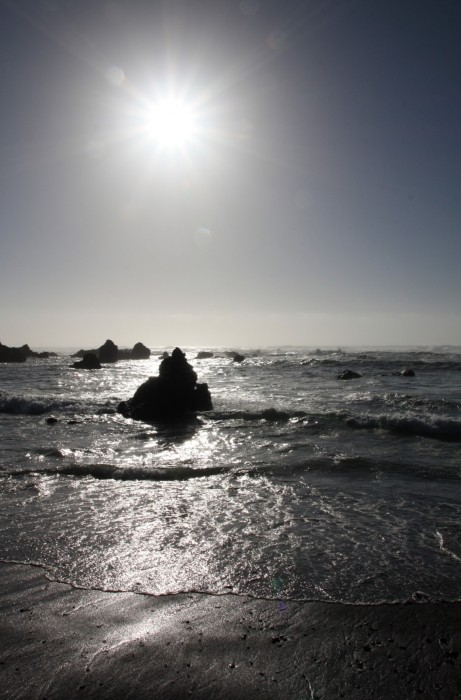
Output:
346,414,461,442
208,408,307,422
8,463,233,482
0,393,79,415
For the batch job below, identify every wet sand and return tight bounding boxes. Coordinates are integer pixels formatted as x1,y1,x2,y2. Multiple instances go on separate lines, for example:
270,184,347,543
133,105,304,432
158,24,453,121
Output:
1,562,460,699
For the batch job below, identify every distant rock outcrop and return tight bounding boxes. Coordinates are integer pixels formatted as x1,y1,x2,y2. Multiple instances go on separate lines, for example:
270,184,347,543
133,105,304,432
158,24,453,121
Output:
131,342,151,360
98,339,118,363
224,351,245,362
0,342,57,362
72,340,150,362
0,342,26,362
196,351,214,359
337,369,362,380
72,353,102,370
117,347,213,422
18,344,57,359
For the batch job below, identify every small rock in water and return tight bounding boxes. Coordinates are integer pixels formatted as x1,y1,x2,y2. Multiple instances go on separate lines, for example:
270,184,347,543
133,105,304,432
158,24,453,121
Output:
337,369,361,380
196,351,214,359
233,353,245,363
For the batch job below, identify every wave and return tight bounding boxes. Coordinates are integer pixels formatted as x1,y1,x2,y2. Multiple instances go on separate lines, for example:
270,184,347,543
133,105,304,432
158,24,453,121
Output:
208,408,308,422
383,393,461,413
346,414,461,442
0,394,79,416
299,355,461,372
8,463,233,482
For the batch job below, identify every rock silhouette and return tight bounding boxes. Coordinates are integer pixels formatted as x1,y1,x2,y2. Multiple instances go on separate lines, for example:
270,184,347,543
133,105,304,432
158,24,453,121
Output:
0,342,27,362
233,353,245,363
130,342,151,360
72,340,150,362
117,347,213,422
98,339,118,363
400,368,415,377
0,342,57,362
337,369,362,380
72,353,102,370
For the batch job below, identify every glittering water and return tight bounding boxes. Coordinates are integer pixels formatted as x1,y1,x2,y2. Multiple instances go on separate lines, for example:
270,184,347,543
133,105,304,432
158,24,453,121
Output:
1,347,461,604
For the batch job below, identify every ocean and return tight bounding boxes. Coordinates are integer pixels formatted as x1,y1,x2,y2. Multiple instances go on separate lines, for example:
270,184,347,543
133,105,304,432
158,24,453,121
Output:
1,347,460,607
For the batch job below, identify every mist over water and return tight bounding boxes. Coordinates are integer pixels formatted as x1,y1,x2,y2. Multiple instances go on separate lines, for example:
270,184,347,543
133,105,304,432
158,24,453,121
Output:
1,347,460,604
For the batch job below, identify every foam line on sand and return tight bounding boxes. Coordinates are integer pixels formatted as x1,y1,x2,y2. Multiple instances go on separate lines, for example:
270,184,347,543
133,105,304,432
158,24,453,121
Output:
1,562,460,699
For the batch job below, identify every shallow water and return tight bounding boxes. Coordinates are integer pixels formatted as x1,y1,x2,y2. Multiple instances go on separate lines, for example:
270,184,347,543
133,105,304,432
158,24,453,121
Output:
1,347,460,604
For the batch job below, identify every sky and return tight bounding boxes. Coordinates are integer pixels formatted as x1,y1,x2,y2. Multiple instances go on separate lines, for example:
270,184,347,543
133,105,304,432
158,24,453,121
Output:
1,0,460,348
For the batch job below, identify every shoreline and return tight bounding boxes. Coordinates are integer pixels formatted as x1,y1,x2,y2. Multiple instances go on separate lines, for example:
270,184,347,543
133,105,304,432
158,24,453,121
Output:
1,562,460,699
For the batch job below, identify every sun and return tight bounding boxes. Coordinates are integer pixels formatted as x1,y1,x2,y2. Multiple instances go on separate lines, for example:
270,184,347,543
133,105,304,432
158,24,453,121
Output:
144,97,199,149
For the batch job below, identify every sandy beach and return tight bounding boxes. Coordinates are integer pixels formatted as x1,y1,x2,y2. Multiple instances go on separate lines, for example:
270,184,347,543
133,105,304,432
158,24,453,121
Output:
1,561,460,699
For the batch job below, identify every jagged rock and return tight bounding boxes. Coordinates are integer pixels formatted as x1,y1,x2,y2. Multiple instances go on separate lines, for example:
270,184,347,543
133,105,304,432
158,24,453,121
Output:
72,353,102,370
117,347,213,422
224,351,245,362
16,344,57,359
337,369,362,380
0,342,27,362
131,342,151,360
401,368,415,377
99,339,118,363
72,348,91,358
117,343,151,360
196,351,214,359
73,340,150,361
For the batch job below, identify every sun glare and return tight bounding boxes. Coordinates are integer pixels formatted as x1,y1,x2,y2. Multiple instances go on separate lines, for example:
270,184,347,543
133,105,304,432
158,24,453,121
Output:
144,97,199,149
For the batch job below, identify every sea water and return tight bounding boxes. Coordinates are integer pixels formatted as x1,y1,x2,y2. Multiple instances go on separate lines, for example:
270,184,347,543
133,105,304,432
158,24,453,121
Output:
0,347,460,605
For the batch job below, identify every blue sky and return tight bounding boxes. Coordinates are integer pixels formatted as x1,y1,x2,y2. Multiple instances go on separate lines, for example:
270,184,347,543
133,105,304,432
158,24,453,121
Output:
1,0,460,347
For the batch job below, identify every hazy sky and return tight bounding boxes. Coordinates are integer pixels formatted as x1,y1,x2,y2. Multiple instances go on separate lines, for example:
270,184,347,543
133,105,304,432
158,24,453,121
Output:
1,0,460,348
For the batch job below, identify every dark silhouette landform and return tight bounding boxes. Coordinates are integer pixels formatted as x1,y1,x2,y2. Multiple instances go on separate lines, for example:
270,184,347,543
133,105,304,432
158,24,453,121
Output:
196,351,214,359
0,342,57,362
117,347,213,422
223,351,246,363
337,369,362,379
72,339,151,362
72,353,102,370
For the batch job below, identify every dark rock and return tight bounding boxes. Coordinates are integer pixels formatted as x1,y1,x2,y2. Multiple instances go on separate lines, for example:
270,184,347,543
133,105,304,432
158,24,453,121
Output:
117,347,213,422
98,339,118,363
337,369,362,380
401,368,415,377
131,342,151,360
72,353,102,370
232,353,245,363
116,343,150,360
117,348,132,360
71,348,91,358
0,342,27,362
17,344,57,359
46,416,58,424
73,341,149,361
196,351,214,359
224,351,245,362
